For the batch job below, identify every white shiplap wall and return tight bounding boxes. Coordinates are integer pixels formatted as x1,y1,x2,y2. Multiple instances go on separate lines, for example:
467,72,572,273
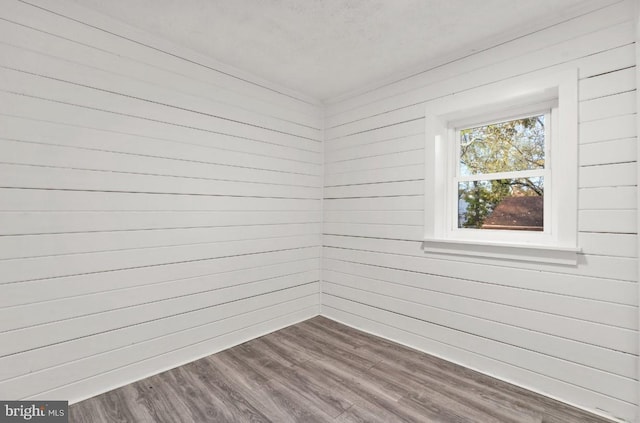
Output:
0,0,322,403
323,1,638,422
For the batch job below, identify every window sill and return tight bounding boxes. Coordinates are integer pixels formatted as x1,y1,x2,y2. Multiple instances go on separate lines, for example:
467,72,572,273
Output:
422,238,580,266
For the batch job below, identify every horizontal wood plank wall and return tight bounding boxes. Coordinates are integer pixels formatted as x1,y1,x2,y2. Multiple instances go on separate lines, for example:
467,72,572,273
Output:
322,1,638,422
0,0,322,403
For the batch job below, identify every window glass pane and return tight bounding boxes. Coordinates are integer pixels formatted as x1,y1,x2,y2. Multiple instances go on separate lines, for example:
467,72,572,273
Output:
459,115,545,176
458,177,543,231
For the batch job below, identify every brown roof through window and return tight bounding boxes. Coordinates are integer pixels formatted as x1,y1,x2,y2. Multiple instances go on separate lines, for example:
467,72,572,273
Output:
482,196,543,231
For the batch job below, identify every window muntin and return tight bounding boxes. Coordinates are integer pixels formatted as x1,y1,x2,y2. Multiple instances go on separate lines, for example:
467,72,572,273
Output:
452,111,550,234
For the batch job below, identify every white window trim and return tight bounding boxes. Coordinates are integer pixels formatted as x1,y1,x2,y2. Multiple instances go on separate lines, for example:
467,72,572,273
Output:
423,69,580,265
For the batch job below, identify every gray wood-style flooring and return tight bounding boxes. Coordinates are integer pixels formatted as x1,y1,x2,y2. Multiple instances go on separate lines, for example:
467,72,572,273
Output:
70,316,613,422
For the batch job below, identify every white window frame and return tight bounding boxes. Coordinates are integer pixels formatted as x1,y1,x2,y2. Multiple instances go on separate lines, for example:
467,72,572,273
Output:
423,69,580,265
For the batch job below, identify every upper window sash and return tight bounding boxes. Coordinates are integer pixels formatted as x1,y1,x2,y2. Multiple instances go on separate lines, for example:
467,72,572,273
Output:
453,109,551,177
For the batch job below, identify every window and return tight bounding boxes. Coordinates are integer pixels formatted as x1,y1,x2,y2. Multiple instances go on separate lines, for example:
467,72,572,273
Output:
423,70,579,265
454,108,551,235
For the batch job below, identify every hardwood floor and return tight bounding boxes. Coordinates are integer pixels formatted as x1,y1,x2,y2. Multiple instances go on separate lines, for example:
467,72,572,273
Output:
70,316,614,422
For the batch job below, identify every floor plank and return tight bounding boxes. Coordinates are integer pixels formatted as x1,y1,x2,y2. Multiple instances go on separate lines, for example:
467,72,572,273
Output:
70,316,615,422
